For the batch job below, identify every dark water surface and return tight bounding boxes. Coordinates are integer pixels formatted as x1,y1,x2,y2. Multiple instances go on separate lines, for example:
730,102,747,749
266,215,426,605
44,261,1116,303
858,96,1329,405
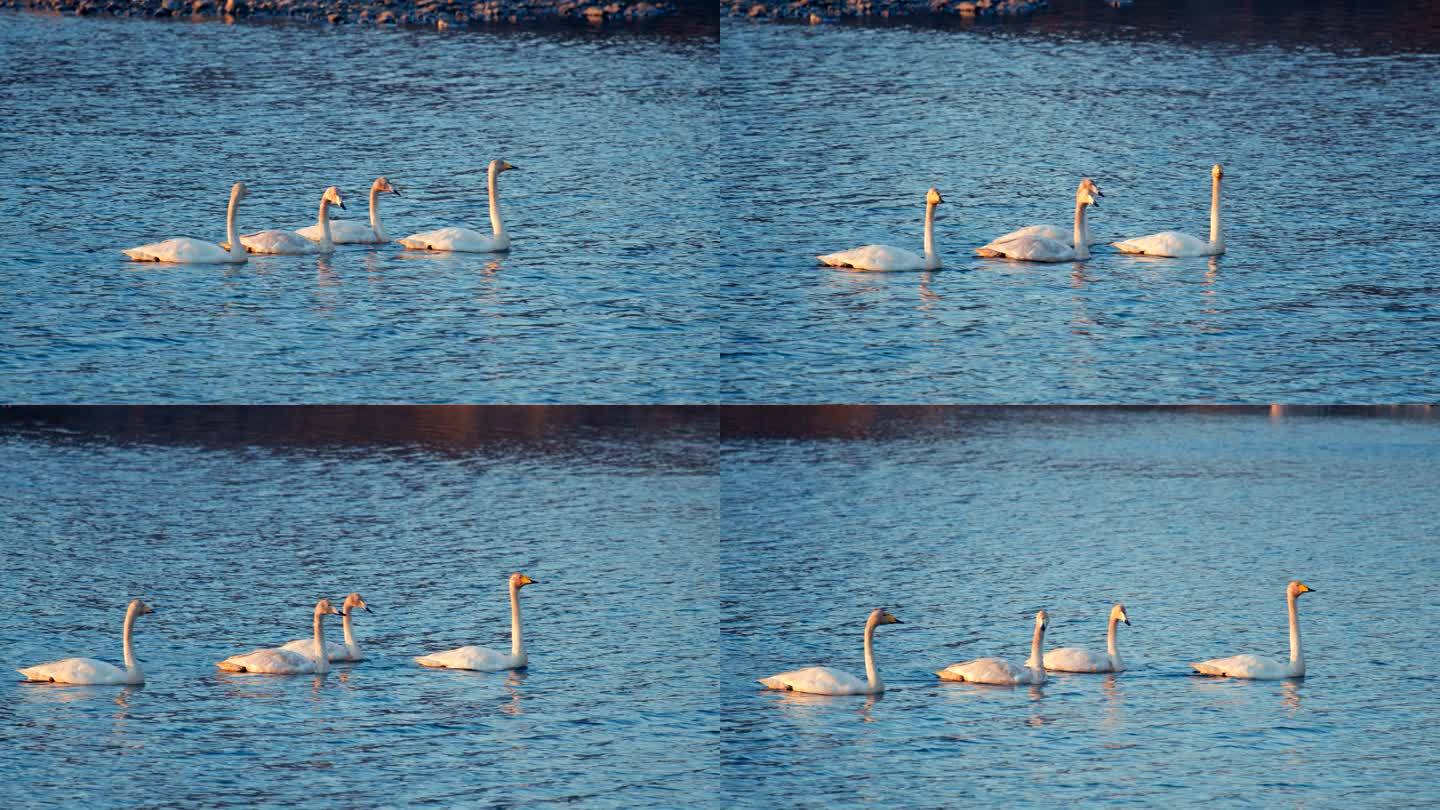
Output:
720,408,1440,804
0,408,718,806
719,17,1440,402
0,13,719,402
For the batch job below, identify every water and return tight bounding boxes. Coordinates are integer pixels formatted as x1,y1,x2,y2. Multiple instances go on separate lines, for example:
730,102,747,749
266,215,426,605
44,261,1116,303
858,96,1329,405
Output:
720,407,1440,805
0,14,720,403
719,18,1440,402
0,408,718,806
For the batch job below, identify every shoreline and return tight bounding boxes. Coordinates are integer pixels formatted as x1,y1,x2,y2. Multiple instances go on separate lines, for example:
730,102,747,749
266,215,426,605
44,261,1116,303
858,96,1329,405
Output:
1,0,718,34
727,0,1048,22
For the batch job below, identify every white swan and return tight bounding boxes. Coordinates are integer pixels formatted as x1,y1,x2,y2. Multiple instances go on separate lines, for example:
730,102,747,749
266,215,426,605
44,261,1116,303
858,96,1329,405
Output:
295,177,400,244
1192,580,1315,680
237,186,347,255
415,573,537,671
1113,164,1226,257
123,182,248,264
399,159,517,252
1033,603,1130,673
817,187,944,271
280,592,370,662
216,598,342,675
937,610,1049,686
976,179,1103,262
18,599,155,685
758,608,902,696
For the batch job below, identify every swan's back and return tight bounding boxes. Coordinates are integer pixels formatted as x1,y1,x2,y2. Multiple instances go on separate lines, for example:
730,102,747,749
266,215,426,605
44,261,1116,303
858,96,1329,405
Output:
1191,653,1287,680
398,227,506,253
217,647,317,674
18,657,129,685
279,638,350,661
240,230,320,255
295,221,380,244
123,237,235,264
938,656,1036,685
1112,231,1210,257
758,666,869,696
986,224,1072,247
414,644,518,672
975,236,1075,263
1042,646,1112,673
817,244,927,272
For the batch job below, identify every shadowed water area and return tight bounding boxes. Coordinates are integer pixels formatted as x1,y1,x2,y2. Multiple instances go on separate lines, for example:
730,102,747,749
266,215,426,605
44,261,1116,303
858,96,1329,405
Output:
0,14,719,402
0,407,718,806
720,8,1440,402
720,407,1440,804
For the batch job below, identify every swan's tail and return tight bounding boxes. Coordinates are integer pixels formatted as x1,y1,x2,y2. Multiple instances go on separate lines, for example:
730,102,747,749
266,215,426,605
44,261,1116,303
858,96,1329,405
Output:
974,247,1005,258
1111,241,1143,254
414,656,445,668
1190,661,1224,676
17,667,47,681
216,659,246,672
397,238,428,250
935,668,964,682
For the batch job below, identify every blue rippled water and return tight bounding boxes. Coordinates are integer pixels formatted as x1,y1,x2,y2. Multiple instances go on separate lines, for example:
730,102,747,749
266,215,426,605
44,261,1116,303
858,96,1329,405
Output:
0,14,719,402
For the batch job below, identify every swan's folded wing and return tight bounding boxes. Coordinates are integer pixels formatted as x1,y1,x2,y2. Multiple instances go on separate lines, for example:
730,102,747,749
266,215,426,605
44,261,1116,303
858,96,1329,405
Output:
758,666,867,695
414,644,514,671
1112,231,1207,257
1042,646,1107,673
937,657,1024,684
1190,654,1282,679
398,227,500,252
19,657,124,684
975,236,1074,262
984,224,1072,248
816,244,925,272
296,221,377,244
217,647,315,674
279,638,348,661
241,230,318,255
123,237,232,264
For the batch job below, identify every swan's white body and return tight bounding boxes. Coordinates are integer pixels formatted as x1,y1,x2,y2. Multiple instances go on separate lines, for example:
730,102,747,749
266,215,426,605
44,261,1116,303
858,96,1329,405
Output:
938,611,1049,686
977,179,1102,263
217,599,341,675
18,599,154,685
240,186,346,255
1114,164,1226,257
123,183,248,264
280,592,369,662
758,608,901,696
400,159,516,253
818,188,944,272
296,178,399,244
416,573,536,671
1035,604,1130,673
1193,580,1314,680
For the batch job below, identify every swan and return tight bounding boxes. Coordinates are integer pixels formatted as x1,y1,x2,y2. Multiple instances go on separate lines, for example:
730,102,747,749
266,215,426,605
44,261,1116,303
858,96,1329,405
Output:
295,177,400,244
1032,603,1130,673
758,608,902,696
216,598,342,675
280,592,370,661
123,182,249,264
398,159,517,252
236,186,347,255
1192,580,1315,680
937,610,1049,686
976,179,1103,262
1113,164,1226,257
415,572,537,671
817,187,944,271
18,599,155,685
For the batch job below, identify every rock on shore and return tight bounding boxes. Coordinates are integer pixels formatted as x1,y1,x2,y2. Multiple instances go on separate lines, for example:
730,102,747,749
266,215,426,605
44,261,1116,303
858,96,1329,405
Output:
729,0,1047,21
2,0,686,26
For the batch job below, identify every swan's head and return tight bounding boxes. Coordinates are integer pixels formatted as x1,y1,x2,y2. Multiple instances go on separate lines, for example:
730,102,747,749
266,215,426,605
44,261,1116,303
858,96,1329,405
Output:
1035,610,1050,631
926,187,944,206
374,177,401,197
1110,603,1130,626
231,182,249,201
343,592,372,615
490,159,518,175
314,598,342,617
1077,178,1103,208
509,572,538,589
322,186,346,210
869,608,902,626
127,599,155,617
1212,163,1224,180
1287,580,1316,598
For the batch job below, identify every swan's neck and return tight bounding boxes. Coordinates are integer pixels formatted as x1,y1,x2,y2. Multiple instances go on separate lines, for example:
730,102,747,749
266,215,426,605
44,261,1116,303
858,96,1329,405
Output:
1209,176,1224,252
488,167,505,239
312,611,330,674
922,201,939,269
862,615,882,693
1106,616,1122,670
225,191,243,259
1287,592,1304,677
121,605,139,675
342,608,357,655
1029,622,1046,675
317,198,334,247
368,186,385,241
1073,201,1091,260
509,583,524,661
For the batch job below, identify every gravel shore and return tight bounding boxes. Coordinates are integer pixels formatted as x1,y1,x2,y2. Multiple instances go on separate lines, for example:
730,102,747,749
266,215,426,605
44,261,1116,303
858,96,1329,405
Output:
2,0,707,27
726,0,1046,22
